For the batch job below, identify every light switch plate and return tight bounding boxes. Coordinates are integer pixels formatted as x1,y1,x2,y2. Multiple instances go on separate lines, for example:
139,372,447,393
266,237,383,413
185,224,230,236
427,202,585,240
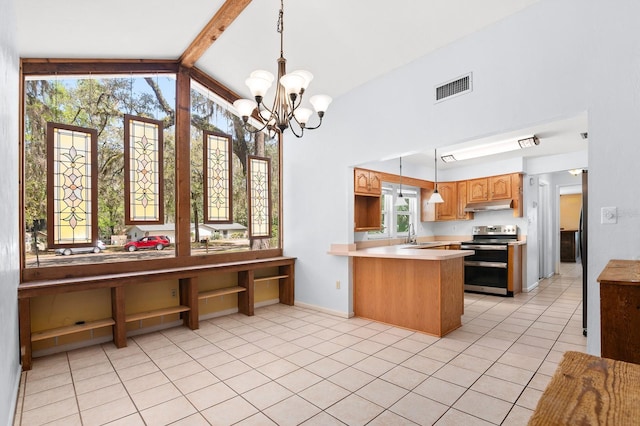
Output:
601,206,617,224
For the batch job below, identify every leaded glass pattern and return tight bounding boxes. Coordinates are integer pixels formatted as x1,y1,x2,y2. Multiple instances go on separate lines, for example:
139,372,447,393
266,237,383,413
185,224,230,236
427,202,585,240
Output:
47,123,98,247
124,115,164,224
247,156,271,239
204,131,232,223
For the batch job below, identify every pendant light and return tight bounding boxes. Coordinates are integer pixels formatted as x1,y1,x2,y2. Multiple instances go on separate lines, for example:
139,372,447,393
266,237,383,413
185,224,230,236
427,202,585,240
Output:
395,157,407,207
430,149,445,203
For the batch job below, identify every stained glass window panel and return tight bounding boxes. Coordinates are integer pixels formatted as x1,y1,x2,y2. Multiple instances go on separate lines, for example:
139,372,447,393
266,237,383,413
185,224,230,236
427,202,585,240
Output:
47,123,98,247
204,131,232,223
248,156,271,239
124,115,164,224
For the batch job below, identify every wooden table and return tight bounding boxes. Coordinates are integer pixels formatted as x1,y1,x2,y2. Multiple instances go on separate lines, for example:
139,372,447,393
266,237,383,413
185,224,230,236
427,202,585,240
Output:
529,351,640,425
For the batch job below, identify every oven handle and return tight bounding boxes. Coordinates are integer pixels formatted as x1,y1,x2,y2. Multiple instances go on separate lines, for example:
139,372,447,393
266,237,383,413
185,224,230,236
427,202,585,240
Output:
460,244,508,251
465,260,508,269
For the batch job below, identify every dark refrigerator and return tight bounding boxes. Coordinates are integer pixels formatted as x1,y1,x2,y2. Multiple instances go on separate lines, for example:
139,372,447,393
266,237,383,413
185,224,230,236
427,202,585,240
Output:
581,170,588,336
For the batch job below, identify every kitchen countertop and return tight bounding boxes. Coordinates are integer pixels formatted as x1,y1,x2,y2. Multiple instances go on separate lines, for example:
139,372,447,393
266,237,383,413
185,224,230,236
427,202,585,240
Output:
329,244,474,261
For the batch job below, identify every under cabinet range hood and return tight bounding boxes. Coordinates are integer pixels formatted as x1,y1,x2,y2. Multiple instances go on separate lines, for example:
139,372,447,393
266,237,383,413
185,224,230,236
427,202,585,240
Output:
464,199,514,212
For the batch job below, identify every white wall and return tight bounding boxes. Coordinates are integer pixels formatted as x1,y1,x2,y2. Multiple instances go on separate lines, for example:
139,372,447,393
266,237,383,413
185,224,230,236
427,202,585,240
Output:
285,0,640,356
285,0,588,316
584,0,640,355
0,0,22,423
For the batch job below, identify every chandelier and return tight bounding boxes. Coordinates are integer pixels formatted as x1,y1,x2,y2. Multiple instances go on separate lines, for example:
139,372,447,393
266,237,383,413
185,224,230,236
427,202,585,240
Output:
233,0,332,138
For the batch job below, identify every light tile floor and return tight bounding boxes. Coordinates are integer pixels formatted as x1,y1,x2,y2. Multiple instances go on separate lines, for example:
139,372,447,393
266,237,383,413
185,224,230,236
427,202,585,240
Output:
13,263,586,425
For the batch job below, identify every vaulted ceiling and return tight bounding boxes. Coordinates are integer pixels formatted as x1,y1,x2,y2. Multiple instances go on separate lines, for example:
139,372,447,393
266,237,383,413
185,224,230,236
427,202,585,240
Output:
17,0,587,167
17,0,539,100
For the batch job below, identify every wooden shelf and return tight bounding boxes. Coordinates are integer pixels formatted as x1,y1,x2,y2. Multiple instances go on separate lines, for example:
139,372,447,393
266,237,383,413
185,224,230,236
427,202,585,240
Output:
254,275,289,283
31,318,115,342
198,286,246,299
125,305,190,323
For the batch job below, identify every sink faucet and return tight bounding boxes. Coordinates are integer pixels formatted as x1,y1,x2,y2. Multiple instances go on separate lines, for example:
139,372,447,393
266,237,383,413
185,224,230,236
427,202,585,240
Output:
407,223,416,244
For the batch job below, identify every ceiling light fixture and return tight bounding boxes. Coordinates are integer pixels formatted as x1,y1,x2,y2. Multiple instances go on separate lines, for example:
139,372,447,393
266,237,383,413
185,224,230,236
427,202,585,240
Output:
394,157,407,207
233,0,332,138
430,149,444,204
440,135,540,163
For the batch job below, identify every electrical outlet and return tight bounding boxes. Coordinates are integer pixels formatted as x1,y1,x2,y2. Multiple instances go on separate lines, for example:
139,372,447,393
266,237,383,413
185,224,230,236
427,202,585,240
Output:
171,288,177,298
336,280,341,290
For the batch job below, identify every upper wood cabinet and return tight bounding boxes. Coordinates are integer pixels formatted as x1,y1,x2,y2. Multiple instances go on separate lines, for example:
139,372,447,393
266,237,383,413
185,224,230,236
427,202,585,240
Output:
457,180,473,220
489,174,512,200
467,178,489,202
435,182,457,221
354,168,382,231
467,174,513,202
354,169,382,195
422,181,472,222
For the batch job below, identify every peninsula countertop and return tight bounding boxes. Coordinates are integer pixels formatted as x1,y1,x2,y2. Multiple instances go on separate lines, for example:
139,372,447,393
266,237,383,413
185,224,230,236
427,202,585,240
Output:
328,243,475,261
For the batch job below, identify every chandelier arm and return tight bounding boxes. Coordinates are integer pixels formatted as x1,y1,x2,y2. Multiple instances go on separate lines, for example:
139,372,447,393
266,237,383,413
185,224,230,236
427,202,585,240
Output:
288,122,304,138
298,116,324,130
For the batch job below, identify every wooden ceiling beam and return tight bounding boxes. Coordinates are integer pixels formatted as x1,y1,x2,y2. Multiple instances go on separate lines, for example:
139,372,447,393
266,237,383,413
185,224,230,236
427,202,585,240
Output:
180,0,252,68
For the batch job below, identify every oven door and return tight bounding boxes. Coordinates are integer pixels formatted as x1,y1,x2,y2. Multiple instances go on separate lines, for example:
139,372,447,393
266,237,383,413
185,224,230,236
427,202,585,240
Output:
462,244,510,296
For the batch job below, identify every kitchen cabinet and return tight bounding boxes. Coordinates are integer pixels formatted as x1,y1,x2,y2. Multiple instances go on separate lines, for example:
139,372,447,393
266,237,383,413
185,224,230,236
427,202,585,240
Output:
354,169,381,195
354,168,382,231
467,174,512,202
597,259,640,364
354,195,381,231
466,173,523,218
422,181,472,222
457,181,473,220
489,174,512,199
467,178,489,202
435,182,457,221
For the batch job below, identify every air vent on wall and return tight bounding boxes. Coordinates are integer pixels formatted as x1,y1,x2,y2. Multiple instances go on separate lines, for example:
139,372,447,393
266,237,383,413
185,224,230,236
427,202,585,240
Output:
435,72,473,103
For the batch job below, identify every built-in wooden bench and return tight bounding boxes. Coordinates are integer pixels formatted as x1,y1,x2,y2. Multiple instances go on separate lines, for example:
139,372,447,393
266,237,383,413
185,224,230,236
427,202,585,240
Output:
31,318,116,342
125,306,191,323
18,256,295,370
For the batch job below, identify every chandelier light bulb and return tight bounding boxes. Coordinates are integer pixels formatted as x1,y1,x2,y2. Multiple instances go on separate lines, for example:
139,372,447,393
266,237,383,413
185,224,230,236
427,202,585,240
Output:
279,73,305,97
309,94,332,114
290,70,313,91
245,76,272,99
293,107,313,126
233,99,257,120
249,70,275,83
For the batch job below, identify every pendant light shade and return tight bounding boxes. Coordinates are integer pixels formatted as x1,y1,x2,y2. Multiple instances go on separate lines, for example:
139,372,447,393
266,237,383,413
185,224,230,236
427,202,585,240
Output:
430,149,445,204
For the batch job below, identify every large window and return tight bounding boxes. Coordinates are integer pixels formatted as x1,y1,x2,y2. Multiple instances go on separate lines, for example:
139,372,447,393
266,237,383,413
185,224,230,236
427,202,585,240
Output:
22,65,281,273
368,184,418,240
189,80,280,253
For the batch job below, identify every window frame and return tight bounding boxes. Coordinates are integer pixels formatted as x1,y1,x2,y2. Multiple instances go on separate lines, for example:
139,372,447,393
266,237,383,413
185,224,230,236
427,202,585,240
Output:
20,60,284,282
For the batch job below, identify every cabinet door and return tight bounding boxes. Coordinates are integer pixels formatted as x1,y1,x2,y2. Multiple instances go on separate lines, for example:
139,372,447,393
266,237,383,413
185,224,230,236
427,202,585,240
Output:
456,181,473,220
354,169,381,195
420,187,436,222
467,178,488,202
368,172,382,195
435,182,457,221
489,174,512,200
354,169,371,194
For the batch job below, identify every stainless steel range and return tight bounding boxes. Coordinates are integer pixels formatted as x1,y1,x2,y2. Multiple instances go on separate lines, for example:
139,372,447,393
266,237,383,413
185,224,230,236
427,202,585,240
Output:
461,225,518,296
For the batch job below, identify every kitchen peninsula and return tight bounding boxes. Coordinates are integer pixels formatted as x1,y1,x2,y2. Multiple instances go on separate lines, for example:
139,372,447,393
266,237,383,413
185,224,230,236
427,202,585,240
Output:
330,244,473,337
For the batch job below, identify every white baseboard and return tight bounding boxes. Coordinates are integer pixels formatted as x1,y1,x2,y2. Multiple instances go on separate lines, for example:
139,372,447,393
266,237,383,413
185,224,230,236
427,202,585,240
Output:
523,281,540,293
294,301,351,318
